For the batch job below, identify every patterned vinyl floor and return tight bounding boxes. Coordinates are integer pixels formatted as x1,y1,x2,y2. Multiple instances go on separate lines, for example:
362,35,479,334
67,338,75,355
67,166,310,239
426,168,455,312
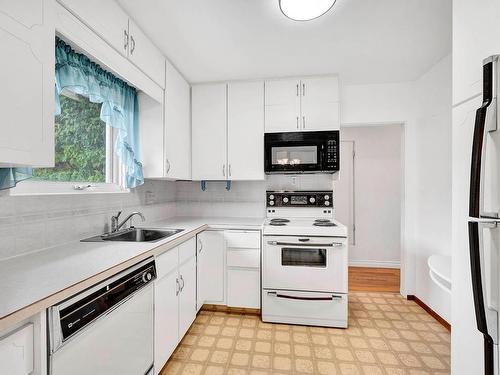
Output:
160,292,451,375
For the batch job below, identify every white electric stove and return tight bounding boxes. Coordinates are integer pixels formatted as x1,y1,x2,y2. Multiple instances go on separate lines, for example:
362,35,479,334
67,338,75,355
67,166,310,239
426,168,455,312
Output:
261,191,348,328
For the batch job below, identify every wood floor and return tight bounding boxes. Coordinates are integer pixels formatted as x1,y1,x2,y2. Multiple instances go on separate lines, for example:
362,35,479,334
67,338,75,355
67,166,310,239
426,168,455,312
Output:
348,266,400,292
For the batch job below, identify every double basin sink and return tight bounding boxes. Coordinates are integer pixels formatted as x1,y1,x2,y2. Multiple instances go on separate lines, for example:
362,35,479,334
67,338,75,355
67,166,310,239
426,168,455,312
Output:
82,227,183,243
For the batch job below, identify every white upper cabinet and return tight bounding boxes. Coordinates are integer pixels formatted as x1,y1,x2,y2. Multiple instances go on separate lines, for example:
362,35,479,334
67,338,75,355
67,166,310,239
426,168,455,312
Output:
192,82,265,181
138,92,164,178
127,20,165,88
192,84,227,180
265,76,340,132
265,79,301,132
165,60,191,180
300,76,340,131
227,82,265,180
0,0,55,167
58,0,129,56
58,0,165,88
453,0,500,105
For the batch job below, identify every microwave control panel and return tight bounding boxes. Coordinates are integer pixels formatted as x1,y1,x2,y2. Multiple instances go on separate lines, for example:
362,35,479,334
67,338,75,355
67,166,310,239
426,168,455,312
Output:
267,191,333,207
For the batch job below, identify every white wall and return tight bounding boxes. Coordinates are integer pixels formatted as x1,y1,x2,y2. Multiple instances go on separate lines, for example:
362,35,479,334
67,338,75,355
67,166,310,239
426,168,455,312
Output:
341,54,452,323
414,54,452,322
338,125,402,268
341,80,418,297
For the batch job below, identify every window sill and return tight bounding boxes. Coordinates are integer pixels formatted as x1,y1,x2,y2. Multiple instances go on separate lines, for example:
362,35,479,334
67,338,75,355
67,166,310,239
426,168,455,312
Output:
10,180,130,196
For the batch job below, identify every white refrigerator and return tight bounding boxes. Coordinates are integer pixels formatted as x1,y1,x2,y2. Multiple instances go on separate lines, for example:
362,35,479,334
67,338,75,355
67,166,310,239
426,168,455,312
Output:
465,55,500,375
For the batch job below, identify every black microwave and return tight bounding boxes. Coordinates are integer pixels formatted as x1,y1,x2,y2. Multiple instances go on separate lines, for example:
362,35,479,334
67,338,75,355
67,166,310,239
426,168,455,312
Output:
264,131,339,174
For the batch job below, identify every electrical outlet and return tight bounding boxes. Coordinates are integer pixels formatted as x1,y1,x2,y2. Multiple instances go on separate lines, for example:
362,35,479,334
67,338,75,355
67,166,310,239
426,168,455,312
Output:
291,176,297,186
145,190,156,205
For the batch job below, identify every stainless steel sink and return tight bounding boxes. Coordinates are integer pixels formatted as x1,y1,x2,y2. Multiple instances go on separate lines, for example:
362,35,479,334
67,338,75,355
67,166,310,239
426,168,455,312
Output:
81,228,183,243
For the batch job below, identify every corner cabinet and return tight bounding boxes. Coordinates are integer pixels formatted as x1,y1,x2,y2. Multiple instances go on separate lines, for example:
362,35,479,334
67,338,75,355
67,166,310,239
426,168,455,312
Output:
196,231,226,309
0,0,55,167
164,60,191,180
192,82,265,181
265,76,340,133
196,229,262,311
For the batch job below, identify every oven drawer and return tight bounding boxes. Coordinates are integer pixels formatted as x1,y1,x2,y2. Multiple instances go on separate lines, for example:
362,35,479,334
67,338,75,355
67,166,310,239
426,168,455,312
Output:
263,236,348,293
262,289,347,328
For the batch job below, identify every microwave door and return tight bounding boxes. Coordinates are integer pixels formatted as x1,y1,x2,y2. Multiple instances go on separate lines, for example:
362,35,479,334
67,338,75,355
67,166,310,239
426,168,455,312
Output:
269,144,320,172
470,56,500,219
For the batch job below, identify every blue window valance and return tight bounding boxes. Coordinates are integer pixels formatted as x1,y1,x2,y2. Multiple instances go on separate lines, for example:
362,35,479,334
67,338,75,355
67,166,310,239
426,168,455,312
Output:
55,38,143,188
0,38,144,190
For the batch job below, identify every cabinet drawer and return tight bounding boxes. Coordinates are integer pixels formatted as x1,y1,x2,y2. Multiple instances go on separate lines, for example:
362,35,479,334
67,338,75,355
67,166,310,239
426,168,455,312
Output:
262,290,347,328
225,231,260,249
227,249,260,268
156,246,178,279
178,237,196,265
227,269,260,309
0,324,34,375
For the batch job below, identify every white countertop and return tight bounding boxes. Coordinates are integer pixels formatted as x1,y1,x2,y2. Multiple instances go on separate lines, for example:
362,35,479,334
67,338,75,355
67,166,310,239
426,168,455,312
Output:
0,216,264,331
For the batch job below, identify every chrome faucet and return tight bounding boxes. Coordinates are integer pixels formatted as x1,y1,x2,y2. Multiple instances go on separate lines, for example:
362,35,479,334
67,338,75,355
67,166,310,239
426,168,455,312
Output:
110,211,146,232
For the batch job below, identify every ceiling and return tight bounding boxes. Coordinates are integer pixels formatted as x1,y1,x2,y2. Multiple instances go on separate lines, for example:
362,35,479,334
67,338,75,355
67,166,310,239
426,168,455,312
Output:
117,0,451,85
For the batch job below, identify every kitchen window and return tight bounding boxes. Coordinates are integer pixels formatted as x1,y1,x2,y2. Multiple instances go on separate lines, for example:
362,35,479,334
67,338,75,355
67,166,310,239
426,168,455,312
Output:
10,38,142,195
33,91,117,185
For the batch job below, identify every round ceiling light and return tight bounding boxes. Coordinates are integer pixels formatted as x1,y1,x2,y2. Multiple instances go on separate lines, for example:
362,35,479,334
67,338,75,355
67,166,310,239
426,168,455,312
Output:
279,0,336,21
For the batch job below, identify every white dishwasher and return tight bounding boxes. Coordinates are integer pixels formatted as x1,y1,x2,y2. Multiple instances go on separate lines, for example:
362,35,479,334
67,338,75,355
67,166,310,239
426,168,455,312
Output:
48,258,156,375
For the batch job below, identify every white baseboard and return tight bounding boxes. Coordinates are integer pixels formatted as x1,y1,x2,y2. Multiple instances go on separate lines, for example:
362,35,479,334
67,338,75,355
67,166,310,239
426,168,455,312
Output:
349,260,400,269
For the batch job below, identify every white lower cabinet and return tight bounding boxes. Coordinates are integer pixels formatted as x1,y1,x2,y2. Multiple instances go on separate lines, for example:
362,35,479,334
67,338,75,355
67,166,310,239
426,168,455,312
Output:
178,256,197,338
225,230,261,309
0,324,34,375
154,238,196,375
227,269,260,309
196,231,226,309
0,312,46,375
154,269,179,373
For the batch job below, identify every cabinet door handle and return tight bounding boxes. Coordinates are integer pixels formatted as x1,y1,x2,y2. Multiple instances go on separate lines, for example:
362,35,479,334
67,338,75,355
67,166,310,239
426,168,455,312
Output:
176,278,180,296
180,275,185,291
166,158,171,174
223,164,226,177
130,35,136,54
123,29,129,51
229,164,232,177
302,83,305,96
296,116,299,129
302,116,306,129
198,238,203,253
296,84,299,96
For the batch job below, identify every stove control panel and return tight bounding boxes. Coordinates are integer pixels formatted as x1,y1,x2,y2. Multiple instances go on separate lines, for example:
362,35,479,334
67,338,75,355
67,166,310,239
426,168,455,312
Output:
267,191,333,208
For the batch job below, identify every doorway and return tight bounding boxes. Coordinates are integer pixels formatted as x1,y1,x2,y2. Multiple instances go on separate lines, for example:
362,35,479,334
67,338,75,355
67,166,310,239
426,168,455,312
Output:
335,124,403,292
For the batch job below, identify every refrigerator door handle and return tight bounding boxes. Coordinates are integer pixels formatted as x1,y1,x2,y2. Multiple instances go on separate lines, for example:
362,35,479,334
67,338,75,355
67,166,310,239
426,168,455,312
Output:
468,220,498,375
470,59,496,218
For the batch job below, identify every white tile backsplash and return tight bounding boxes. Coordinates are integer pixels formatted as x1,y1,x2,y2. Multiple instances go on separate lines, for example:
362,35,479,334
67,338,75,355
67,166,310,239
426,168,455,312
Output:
0,180,177,260
0,175,335,260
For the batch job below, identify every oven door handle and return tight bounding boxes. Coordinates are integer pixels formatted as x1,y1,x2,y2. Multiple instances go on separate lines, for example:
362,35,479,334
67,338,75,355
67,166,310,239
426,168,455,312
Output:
267,241,343,247
267,291,342,301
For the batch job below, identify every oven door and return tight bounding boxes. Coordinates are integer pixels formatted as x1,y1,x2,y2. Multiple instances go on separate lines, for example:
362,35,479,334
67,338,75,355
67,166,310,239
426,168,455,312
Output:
263,236,348,293
265,133,324,173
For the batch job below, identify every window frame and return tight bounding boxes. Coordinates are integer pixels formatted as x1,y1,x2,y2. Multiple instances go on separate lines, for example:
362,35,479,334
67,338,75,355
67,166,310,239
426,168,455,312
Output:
11,93,130,196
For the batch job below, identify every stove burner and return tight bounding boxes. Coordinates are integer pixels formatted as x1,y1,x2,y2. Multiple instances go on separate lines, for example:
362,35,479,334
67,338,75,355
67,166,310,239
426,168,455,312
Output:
314,219,332,223
270,218,290,223
313,222,337,227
